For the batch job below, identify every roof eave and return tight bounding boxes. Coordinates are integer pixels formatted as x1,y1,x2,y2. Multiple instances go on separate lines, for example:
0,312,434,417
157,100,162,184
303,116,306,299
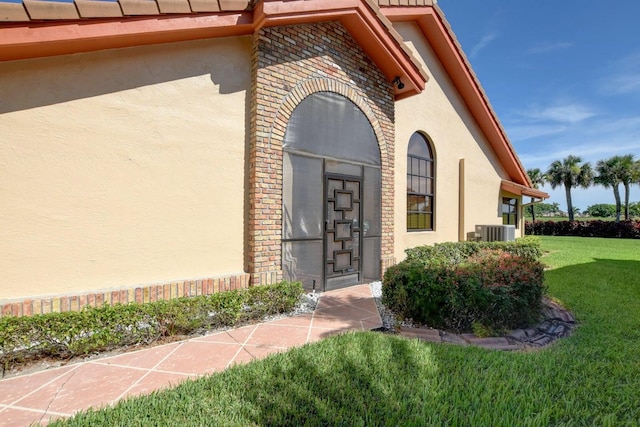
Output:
245,0,429,98
501,180,549,200
0,12,255,62
0,0,428,100
382,5,533,188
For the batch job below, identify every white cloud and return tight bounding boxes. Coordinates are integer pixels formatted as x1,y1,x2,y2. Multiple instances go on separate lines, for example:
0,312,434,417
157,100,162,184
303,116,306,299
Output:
592,116,640,133
527,42,573,54
604,74,640,95
518,142,640,169
513,114,640,172
599,53,640,95
470,32,498,59
506,124,567,141
520,103,598,124
506,102,640,174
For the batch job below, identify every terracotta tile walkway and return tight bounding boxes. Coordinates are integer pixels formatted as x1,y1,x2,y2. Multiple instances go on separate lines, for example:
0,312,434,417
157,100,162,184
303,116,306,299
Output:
0,284,381,426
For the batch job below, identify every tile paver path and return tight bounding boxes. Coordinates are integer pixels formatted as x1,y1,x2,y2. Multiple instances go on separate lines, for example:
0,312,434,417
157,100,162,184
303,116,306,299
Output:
0,284,382,426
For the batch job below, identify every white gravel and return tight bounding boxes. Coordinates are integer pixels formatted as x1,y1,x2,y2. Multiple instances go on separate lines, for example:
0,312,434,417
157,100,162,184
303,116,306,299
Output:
369,281,397,331
292,291,320,315
277,283,395,331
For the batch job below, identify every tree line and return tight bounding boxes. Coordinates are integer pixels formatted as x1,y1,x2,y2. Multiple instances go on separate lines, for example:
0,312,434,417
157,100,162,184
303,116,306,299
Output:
527,154,640,222
525,201,640,219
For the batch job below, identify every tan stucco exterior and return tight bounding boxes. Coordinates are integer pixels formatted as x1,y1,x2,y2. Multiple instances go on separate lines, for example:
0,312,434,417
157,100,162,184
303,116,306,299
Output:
0,2,547,313
0,36,251,300
393,22,512,261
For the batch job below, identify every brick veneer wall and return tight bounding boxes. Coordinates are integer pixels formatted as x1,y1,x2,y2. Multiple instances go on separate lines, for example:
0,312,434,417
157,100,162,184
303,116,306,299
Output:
0,273,250,317
248,21,396,285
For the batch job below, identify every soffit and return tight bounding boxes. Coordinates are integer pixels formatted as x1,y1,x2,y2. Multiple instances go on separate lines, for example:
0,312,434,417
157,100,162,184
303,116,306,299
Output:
501,180,549,201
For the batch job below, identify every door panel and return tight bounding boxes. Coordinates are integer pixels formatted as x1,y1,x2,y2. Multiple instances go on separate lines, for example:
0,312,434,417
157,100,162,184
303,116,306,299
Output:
324,175,362,290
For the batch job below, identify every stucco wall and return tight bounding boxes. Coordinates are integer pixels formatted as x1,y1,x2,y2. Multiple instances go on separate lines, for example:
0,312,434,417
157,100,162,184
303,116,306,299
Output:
0,36,251,300
394,22,509,261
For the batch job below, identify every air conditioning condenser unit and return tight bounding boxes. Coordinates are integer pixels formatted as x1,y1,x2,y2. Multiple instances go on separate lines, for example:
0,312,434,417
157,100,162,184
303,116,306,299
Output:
474,224,515,242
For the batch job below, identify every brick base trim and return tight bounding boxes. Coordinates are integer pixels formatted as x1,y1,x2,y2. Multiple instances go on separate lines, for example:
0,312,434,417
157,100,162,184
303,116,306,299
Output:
0,272,251,318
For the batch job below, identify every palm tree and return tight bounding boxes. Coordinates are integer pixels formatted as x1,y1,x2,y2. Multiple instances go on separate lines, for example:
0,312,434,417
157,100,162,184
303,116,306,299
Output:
526,168,545,221
595,157,622,222
545,155,593,221
616,154,638,221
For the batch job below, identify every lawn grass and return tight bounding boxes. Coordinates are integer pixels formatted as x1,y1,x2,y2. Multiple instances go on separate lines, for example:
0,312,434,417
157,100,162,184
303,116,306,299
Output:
51,236,640,426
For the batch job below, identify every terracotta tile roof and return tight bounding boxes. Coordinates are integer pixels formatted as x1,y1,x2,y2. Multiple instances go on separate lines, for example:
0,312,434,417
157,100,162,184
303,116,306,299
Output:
0,0,429,100
0,0,252,21
0,0,438,22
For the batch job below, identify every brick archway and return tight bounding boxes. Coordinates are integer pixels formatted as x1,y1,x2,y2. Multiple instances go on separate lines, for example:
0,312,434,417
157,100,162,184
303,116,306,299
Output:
247,23,396,286
268,78,389,160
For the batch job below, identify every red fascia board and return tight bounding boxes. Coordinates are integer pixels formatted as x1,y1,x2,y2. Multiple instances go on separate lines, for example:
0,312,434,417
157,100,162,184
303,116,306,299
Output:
351,2,425,92
340,15,423,96
0,13,254,62
384,7,531,186
1,0,426,100
501,180,549,200
256,0,425,98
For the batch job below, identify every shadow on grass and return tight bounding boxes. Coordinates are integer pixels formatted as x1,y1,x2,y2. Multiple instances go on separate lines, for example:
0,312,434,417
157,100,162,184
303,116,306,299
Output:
238,333,438,425
52,257,640,426
53,332,440,426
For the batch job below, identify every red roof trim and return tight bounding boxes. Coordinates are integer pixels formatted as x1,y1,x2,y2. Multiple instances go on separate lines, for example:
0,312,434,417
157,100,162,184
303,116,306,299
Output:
255,0,427,97
383,6,533,188
501,180,549,200
0,13,254,62
0,0,428,99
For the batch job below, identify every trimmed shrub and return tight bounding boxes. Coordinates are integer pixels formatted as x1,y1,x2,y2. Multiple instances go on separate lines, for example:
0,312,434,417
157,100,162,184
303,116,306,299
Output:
0,281,303,373
526,220,640,238
383,243,545,333
404,236,543,264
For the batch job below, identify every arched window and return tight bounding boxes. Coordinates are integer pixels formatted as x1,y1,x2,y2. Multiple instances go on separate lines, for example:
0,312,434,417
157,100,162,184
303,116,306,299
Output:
407,132,434,231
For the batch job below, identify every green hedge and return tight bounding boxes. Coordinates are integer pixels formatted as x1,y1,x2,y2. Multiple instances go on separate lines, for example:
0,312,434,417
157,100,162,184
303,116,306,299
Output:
526,219,640,238
383,239,545,334
404,236,543,264
0,281,303,373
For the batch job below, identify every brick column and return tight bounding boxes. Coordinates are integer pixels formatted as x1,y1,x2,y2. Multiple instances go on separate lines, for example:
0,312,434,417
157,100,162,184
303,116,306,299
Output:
248,22,395,285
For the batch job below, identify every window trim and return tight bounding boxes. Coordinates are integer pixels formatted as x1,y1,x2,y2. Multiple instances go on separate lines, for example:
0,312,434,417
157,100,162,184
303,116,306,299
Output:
502,197,518,229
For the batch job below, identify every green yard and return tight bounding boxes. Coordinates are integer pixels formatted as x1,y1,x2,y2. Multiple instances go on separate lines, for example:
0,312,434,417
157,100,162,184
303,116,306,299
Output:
53,236,640,426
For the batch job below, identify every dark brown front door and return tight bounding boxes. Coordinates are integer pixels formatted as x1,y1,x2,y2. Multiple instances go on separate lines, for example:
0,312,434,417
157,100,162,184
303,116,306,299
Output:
324,174,362,290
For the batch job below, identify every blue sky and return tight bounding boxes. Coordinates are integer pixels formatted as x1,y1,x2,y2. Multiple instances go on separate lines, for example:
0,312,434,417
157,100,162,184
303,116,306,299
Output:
438,1,640,212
